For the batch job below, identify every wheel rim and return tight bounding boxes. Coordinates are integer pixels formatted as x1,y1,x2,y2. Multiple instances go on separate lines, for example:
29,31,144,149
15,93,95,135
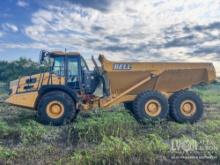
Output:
180,100,196,117
144,99,161,117
46,101,64,119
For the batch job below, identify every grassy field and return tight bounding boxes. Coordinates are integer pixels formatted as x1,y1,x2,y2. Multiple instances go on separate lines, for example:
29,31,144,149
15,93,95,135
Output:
0,82,220,165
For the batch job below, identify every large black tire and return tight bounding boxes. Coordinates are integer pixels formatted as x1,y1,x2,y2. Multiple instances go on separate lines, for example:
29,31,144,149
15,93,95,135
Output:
124,101,133,111
133,91,169,122
169,91,203,123
168,90,185,120
37,91,76,126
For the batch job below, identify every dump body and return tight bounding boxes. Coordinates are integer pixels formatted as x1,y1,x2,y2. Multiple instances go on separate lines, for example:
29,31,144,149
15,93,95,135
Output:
99,55,216,99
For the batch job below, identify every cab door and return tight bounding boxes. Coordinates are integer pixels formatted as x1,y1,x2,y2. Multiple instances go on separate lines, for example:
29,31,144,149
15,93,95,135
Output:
66,57,80,90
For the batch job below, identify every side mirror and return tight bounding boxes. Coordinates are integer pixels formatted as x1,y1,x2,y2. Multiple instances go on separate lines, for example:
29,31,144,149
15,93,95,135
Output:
39,50,47,64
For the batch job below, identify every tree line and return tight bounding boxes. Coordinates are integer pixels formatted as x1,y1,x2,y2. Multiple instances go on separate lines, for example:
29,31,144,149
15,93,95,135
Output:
0,58,48,83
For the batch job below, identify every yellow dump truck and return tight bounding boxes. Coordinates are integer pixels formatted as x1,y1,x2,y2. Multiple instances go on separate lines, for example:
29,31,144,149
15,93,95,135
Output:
5,50,216,125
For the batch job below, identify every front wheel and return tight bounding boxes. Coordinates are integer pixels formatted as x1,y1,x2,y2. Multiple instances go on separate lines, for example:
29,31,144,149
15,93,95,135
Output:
169,91,203,123
37,91,76,125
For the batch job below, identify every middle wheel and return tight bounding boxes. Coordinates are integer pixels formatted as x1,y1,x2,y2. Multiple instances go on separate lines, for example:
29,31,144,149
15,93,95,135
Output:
133,91,169,122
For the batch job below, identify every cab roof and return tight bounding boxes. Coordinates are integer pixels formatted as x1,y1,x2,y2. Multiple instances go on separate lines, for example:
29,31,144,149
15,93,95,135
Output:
49,51,81,56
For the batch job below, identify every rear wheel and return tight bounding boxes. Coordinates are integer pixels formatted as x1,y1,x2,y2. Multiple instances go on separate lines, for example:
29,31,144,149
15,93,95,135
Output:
169,91,203,123
37,91,76,125
133,91,169,122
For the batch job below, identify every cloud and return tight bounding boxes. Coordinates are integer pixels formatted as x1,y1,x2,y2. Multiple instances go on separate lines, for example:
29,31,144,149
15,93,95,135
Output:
0,43,48,49
104,35,120,43
194,22,220,32
66,0,111,11
0,32,4,38
17,0,28,7
1,23,18,32
20,0,220,75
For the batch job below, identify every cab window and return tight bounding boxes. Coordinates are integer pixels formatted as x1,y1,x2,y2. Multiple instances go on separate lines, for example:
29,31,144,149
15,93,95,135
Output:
52,57,65,76
67,58,79,83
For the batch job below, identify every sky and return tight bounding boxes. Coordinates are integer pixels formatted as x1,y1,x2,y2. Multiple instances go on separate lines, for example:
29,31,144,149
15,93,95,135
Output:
0,0,220,75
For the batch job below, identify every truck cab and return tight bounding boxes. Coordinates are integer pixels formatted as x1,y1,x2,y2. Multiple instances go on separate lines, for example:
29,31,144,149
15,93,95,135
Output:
43,50,100,94
5,50,105,111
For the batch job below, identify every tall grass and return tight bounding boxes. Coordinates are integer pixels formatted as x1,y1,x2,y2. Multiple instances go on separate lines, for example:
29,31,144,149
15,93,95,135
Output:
0,83,219,164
